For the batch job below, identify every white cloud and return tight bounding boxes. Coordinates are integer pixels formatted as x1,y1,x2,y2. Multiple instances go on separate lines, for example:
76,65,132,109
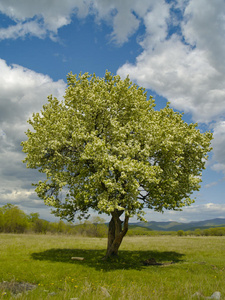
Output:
0,0,170,44
183,203,225,214
2,0,224,128
0,188,59,221
0,58,65,141
0,0,91,40
119,37,225,123
0,59,66,147
182,0,225,74
0,20,47,40
141,0,169,48
204,181,219,189
118,0,225,124
1,0,225,123
93,0,170,44
0,59,66,212
0,190,35,203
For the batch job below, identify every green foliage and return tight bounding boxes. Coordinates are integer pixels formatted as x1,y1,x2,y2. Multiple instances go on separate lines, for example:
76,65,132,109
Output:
0,204,29,233
71,221,108,237
27,212,40,223
2,203,225,237
177,230,185,236
126,226,152,236
32,219,50,234
175,227,225,236
21,71,213,223
191,227,225,236
208,227,225,236
0,203,108,236
0,208,4,231
194,228,202,236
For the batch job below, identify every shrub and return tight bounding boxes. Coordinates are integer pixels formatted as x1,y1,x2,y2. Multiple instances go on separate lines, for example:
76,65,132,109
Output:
177,230,185,236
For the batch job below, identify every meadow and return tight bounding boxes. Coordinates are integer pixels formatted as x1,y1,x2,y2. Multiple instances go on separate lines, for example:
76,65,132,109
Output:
0,234,224,299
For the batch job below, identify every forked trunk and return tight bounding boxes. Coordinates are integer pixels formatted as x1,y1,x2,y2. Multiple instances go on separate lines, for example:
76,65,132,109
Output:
105,209,129,258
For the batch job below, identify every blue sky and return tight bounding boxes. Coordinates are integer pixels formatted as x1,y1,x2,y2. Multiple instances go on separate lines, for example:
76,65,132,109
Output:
0,0,224,223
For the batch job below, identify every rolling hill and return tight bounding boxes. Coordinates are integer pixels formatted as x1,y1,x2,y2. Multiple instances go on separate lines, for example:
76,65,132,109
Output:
130,218,225,231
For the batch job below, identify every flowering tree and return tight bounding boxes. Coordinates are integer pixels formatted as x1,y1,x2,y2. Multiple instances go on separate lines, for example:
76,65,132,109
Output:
21,72,212,257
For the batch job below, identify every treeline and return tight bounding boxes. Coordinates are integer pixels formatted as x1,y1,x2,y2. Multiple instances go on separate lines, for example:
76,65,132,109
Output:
123,225,225,237
177,227,225,237
1,204,225,237
0,204,107,236
127,227,225,237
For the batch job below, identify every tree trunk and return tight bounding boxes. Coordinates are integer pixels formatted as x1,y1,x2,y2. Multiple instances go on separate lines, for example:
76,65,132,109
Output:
105,209,129,258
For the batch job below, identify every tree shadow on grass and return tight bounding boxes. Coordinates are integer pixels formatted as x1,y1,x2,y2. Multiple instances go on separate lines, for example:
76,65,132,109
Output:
31,248,184,271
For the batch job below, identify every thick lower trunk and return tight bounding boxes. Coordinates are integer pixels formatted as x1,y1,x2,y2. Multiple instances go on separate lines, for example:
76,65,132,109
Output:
105,210,129,258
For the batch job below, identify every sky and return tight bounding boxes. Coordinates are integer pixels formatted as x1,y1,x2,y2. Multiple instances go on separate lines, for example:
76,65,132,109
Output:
0,0,225,223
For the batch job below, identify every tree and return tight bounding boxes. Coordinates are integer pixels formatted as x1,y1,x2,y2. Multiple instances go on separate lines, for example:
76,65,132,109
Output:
21,71,212,257
177,230,185,236
27,212,41,232
27,212,40,223
32,219,49,234
2,204,29,233
0,207,4,232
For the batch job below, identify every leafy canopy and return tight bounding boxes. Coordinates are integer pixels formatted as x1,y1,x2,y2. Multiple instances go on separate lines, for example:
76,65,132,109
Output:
22,72,212,221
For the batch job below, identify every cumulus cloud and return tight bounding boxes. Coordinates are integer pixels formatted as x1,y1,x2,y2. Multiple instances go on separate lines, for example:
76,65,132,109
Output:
0,59,65,148
0,0,168,44
118,0,225,124
92,0,167,44
0,0,91,40
182,0,225,74
0,20,47,40
0,59,66,212
2,0,223,123
119,38,225,123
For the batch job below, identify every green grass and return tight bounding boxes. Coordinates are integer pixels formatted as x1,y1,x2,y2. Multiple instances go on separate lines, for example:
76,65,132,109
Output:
0,234,224,299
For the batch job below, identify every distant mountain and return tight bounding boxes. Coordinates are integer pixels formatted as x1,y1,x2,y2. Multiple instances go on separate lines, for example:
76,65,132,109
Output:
130,218,225,231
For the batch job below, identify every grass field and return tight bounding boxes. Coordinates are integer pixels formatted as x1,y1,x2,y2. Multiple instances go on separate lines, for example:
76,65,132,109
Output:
0,234,224,299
